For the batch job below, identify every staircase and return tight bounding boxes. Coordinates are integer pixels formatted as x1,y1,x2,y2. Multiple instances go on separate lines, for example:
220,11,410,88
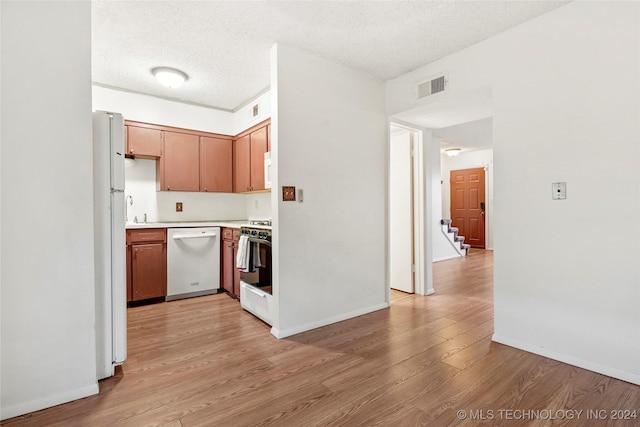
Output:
440,219,471,256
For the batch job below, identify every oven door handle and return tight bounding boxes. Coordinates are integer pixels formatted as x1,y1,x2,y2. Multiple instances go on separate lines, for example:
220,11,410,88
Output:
246,286,267,298
247,237,271,246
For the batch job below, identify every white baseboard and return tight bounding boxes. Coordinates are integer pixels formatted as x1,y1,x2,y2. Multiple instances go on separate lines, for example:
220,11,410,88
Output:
492,334,640,386
433,254,462,263
1,383,98,421
271,302,389,339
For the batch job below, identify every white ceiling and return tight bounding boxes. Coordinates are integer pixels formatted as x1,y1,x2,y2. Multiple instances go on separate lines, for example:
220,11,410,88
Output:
390,117,493,153
92,0,568,112
434,117,493,151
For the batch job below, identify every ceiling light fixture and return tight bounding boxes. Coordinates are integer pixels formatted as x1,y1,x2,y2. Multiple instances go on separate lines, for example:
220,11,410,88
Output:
152,67,188,88
445,148,461,157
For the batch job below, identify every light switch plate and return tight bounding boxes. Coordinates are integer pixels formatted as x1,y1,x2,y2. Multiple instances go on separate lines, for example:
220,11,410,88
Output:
297,189,304,203
552,182,566,200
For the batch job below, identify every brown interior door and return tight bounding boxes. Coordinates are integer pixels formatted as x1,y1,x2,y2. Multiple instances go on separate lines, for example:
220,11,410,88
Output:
450,167,486,249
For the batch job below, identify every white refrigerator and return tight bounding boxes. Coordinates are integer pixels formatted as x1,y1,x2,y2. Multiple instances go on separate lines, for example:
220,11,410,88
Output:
93,111,127,379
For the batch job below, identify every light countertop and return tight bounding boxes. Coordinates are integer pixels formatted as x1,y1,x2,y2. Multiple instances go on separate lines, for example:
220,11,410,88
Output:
126,220,248,230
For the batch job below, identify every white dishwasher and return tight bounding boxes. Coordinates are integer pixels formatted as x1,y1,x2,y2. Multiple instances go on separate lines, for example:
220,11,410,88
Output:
166,227,220,301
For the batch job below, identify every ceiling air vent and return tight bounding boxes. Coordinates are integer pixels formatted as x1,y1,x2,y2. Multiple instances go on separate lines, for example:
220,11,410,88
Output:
416,74,447,100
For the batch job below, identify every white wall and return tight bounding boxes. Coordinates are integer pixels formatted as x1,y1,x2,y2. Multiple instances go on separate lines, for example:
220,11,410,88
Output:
389,132,413,292
271,44,388,338
1,1,99,419
123,158,247,223
441,148,494,250
246,192,272,220
92,85,234,135
233,90,272,135
156,191,247,222
431,141,461,262
123,159,158,222
387,1,640,385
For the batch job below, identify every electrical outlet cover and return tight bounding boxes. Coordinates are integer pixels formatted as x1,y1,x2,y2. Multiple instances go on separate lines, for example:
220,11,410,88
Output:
282,186,296,201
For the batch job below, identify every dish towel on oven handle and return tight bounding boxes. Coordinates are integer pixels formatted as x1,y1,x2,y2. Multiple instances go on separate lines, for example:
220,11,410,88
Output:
236,234,250,272
252,241,261,269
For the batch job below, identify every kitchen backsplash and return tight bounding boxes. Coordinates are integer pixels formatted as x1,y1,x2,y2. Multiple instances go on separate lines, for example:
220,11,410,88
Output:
124,158,271,223
246,192,272,220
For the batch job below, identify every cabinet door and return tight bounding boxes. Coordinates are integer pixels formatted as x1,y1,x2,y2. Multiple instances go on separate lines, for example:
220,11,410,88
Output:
200,136,232,192
126,245,132,302
232,243,240,297
250,126,268,191
234,134,251,192
127,126,163,157
222,239,235,294
131,243,166,300
163,131,200,191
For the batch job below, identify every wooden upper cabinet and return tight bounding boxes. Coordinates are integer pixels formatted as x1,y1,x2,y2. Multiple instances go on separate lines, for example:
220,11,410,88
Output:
127,126,163,157
126,118,270,194
200,136,233,192
250,126,268,191
161,131,200,191
234,134,251,192
233,124,269,193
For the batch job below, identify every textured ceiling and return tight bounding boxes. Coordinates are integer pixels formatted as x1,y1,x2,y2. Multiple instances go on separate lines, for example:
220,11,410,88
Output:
92,0,568,111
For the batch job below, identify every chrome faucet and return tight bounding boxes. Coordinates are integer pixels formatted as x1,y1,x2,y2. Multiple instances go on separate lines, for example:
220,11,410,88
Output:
125,195,133,222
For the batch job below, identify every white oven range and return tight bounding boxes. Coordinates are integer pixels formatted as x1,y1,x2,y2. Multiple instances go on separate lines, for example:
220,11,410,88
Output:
238,225,273,325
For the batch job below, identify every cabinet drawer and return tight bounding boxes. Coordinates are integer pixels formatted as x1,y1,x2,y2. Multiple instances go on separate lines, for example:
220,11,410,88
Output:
222,228,241,241
128,228,166,244
222,228,233,240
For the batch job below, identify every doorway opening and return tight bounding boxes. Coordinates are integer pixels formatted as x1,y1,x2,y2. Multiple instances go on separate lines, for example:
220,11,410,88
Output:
388,122,433,300
389,126,415,295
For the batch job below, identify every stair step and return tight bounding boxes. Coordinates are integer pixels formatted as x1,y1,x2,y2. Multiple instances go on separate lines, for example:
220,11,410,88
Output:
441,219,469,257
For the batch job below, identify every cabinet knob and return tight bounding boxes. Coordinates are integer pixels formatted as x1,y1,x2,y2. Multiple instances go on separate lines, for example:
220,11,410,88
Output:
129,149,134,153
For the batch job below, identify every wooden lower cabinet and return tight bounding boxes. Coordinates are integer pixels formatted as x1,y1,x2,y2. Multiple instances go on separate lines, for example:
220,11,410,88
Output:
131,244,166,300
221,228,240,297
127,229,167,302
126,245,132,302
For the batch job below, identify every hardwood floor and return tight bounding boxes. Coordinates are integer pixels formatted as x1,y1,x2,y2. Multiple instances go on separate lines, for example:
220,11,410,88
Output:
4,250,639,426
